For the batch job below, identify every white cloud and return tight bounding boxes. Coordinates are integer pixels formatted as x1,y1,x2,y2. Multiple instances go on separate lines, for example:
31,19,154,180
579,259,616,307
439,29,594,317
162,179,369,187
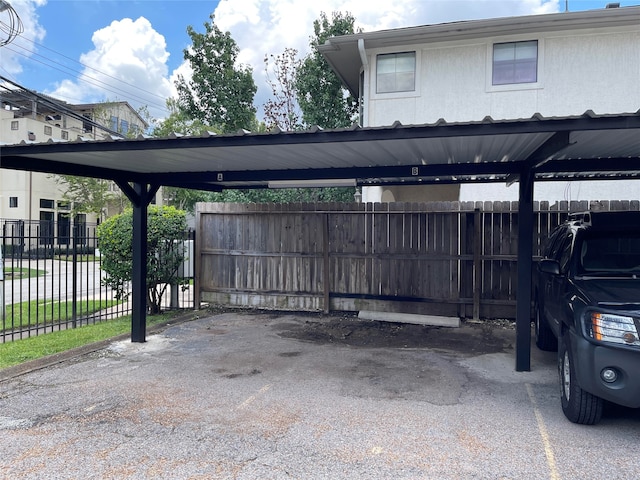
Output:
1,0,47,76
49,16,173,120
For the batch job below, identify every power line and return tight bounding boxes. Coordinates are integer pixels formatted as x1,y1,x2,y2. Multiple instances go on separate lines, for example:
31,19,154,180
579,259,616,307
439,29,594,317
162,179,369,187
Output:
4,43,169,113
15,33,171,106
6,30,174,117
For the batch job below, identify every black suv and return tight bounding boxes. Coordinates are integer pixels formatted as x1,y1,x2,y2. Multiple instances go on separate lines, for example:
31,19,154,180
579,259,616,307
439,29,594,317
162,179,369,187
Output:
535,211,640,425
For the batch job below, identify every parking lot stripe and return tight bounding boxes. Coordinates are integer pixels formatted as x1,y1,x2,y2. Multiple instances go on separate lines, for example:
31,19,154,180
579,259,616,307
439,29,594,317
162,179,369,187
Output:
526,383,560,480
238,383,272,410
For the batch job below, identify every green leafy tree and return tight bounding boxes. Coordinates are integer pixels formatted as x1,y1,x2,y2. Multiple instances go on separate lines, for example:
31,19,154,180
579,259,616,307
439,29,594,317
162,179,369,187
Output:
295,12,359,129
97,206,189,314
210,187,355,203
53,175,125,220
153,98,214,137
153,98,219,213
175,14,257,133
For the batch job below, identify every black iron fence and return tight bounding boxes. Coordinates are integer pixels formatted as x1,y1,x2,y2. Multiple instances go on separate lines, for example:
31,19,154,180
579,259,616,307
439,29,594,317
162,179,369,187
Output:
1,219,195,342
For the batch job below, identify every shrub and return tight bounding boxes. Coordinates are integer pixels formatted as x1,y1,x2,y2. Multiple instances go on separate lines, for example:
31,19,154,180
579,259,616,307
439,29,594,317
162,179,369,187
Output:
97,206,189,314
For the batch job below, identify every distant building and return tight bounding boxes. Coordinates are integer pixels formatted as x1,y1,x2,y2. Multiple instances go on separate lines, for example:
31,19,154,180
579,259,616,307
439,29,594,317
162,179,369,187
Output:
320,5,640,203
0,88,160,249
0,89,158,222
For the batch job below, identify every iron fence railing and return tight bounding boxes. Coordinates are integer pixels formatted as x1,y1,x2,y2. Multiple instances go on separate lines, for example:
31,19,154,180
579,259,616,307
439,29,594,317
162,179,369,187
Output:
1,219,195,343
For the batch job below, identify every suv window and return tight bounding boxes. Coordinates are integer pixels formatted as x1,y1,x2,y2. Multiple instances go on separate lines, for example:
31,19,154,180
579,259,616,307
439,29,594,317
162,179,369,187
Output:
544,226,566,259
558,233,573,273
579,232,640,273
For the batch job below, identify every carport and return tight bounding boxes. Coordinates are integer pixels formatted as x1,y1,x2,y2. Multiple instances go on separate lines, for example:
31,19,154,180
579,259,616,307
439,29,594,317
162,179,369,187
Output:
2,110,639,371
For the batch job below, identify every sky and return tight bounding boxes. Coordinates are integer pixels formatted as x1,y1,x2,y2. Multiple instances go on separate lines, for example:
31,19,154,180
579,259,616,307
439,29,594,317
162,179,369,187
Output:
1,0,637,123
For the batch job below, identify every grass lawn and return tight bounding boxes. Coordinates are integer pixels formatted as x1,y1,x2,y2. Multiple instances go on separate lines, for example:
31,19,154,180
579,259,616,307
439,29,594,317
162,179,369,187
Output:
3,299,121,331
3,267,47,279
0,313,175,369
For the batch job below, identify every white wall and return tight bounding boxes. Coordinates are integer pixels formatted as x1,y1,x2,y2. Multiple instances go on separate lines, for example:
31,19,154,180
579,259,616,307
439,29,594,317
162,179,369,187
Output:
364,26,640,127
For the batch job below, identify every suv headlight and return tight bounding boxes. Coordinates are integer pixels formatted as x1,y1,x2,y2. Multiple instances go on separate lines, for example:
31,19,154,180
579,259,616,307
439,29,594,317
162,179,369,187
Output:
586,312,640,346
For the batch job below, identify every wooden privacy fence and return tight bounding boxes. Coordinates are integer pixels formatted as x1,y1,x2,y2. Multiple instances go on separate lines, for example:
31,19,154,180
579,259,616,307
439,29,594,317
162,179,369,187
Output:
195,200,639,320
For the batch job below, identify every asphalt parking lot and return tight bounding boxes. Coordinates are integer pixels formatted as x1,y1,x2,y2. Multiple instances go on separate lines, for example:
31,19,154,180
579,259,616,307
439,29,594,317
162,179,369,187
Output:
1,311,639,479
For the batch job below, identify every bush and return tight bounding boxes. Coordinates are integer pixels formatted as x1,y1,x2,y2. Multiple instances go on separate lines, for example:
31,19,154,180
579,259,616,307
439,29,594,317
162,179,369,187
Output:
97,206,189,314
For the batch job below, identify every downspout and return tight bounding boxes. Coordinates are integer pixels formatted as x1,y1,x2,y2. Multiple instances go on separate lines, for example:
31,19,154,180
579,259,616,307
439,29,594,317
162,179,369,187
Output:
357,38,368,67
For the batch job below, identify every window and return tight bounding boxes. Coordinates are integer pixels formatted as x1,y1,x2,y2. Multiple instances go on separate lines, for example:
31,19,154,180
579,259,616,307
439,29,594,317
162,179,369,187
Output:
120,119,129,134
492,41,538,85
40,198,55,209
9,197,18,208
61,130,69,140
82,114,93,134
110,116,118,131
376,52,416,93
11,121,19,130
44,125,52,136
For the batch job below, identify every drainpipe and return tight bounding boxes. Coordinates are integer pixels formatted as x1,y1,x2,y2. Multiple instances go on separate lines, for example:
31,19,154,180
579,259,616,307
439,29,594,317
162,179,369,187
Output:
357,38,368,67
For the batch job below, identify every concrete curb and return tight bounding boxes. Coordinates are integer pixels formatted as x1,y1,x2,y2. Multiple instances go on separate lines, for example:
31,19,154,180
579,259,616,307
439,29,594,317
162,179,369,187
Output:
0,311,200,382
358,310,461,327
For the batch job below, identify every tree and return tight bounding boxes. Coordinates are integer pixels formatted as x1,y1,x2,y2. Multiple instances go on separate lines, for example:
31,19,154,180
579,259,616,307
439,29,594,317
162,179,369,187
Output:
263,48,303,132
209,187,355,204
153,97,214,137
151,98,220,213
97,206,189,314
295,12,359,129
53,175,126,220
175,14,257,133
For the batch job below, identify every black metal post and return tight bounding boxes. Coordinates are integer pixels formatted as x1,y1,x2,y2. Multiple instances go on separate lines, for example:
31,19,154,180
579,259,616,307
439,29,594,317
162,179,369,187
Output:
516,168,534,371
72,223,78,328
131,183,148,342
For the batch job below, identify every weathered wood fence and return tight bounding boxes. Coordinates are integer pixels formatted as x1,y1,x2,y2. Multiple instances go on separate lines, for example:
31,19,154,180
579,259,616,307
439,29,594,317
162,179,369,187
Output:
195,200,639,320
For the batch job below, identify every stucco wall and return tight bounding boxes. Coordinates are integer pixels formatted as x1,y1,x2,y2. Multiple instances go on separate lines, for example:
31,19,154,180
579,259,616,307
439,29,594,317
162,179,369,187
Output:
364,26,639,127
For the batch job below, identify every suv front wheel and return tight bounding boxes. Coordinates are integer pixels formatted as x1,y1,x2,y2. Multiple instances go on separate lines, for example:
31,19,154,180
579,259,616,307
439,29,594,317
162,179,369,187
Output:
559,332,603,424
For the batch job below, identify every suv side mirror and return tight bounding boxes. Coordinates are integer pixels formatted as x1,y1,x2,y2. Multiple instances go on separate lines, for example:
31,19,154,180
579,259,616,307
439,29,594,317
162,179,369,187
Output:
539,259,561,275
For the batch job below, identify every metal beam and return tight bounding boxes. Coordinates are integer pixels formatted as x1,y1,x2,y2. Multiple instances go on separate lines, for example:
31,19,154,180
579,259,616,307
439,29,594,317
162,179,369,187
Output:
116,181,160,343
515,167,534,372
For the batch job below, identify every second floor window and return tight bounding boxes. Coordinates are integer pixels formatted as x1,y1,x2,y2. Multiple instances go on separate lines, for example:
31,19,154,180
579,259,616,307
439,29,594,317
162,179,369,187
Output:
376,52,416,94
492,40,538,85
120,119,129,134
110,116,118,131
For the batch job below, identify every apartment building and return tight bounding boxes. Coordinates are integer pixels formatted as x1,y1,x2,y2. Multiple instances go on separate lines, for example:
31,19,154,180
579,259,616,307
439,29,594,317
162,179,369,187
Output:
0,88,152,249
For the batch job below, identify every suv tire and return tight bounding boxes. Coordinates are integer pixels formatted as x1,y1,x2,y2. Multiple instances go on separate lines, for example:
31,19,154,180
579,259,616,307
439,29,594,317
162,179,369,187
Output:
534,305,558,351
559,332,603,425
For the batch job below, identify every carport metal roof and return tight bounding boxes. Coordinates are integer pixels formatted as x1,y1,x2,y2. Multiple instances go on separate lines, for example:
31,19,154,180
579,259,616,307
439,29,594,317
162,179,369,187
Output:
2,110,640,371
3,111,639,187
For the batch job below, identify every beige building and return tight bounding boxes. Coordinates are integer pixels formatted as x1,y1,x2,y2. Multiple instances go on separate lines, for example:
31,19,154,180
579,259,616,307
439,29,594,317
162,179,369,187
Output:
0,89,155,249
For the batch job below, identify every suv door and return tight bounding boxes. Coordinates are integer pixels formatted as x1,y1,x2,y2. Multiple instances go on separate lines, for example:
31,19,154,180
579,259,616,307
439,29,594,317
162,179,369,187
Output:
547,232,574,330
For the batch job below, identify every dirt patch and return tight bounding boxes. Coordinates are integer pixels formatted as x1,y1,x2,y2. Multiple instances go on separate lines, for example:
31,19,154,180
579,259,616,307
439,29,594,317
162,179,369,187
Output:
275,317,514,355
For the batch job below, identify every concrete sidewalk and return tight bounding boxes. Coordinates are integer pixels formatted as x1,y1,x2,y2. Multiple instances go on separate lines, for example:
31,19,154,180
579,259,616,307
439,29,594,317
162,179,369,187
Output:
1,312,639,479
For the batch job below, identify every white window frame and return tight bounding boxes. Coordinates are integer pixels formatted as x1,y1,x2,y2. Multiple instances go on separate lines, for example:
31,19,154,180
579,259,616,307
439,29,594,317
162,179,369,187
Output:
486,37,544,93
374,51,420,98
